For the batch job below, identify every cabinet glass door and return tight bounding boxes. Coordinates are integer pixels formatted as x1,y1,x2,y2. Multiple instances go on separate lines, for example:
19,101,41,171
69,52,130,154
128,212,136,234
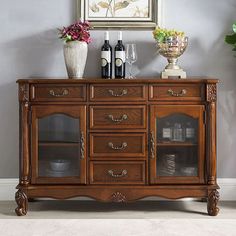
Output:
150,105,205,184
31,106,86,184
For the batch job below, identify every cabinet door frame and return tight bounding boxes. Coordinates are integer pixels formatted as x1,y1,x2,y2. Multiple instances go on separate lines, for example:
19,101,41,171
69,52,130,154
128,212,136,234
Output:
31,105,87,184
150,105,205,184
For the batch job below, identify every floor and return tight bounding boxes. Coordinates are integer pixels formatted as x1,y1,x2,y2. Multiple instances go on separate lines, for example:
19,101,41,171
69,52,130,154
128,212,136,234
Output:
1,201,236,236
0,200,236,219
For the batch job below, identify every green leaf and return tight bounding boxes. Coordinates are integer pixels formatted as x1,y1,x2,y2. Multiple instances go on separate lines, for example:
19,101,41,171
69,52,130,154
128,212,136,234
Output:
155,32,166,43
233,23,236,33
225,34,236,45
97,1,109,8
90,3,100,13
115,1,129,11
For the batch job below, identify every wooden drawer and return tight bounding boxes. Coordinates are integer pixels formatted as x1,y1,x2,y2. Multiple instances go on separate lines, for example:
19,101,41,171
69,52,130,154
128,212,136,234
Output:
90,133,146,158
31,84,86,101
90,105,146,130
149,84,204,101
90,161,145,184
90,84,146,101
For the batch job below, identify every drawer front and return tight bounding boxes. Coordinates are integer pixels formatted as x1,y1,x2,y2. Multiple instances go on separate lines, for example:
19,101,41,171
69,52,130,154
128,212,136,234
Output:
90,84,146,101
90,133,146,158
90,161,145,184
31,84,86,101
149,84,204,101
90,105,146,129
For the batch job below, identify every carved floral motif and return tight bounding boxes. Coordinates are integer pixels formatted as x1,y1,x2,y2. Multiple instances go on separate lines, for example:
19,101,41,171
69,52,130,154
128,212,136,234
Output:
207,84,217,102
15,189,28,216
207,189,219,216
19,84,29,102
111,192,126,202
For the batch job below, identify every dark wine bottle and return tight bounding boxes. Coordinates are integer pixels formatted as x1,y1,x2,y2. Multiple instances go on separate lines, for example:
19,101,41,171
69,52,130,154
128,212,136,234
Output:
101,31,112,79
115,31,126,79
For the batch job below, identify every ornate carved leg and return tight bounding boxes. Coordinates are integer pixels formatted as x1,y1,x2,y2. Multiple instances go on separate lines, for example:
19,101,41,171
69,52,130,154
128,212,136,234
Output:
15,189,28,216
207,189,219,216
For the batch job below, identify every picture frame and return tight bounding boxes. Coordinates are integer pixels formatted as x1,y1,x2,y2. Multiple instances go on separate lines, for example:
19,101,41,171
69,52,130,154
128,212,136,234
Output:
78,0,161,29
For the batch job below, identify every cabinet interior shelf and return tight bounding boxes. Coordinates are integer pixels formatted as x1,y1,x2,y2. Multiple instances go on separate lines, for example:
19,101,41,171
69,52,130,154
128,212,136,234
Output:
39,142,79,147
157,142,197,147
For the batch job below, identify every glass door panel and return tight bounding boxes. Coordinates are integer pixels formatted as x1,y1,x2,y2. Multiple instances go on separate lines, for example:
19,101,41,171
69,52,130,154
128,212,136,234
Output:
38,114,80,143
150,105,205,184
156,114,198,177
156,146,198,177
38,145,80,178
31,106,86,184
157,114,198,144
38,114,81,178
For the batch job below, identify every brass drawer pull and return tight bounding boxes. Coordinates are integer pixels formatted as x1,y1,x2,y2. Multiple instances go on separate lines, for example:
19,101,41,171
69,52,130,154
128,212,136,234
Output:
108,89,128,97
80,131,85,159
150,131,155,159
167,89,187,97
108,114,128,123
108,169,128,178
49,89,69,97
108,142,127,150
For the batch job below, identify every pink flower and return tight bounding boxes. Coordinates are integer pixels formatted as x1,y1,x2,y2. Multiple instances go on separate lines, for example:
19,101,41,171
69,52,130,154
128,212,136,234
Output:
58,20,92,44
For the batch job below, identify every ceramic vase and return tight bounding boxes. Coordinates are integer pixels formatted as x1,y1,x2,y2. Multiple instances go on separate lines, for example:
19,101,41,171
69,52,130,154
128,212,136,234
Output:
63,41,88,79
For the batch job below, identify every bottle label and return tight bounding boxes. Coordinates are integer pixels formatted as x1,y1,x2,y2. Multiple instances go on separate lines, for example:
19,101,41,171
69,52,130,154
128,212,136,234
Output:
115,51,125,67
186,128,195,138
101,51,111,67
163,128,171,139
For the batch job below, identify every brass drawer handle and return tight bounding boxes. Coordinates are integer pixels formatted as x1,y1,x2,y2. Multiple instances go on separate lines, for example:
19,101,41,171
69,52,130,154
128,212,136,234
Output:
167,89,187,97
108,142,127,150
49,89,69,97
108,89,128,97
150,131,155,159
108,169,128,178
80,131,85,159
108,114,128,123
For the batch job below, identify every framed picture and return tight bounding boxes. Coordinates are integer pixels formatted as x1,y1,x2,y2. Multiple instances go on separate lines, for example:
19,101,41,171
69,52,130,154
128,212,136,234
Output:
78,0,161,29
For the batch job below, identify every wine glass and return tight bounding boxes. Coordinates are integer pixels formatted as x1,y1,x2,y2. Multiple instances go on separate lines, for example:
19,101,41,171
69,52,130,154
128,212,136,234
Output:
125,44,137,79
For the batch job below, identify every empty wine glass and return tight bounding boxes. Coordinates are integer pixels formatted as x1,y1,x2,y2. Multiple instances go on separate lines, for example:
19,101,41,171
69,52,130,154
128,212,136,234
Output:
125,44,137,79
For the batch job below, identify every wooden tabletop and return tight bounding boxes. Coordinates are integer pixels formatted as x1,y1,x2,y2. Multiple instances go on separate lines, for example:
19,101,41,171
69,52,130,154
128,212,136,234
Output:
17,77,219,84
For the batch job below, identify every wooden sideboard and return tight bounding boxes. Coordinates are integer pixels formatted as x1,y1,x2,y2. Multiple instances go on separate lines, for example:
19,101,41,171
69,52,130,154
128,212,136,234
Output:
16,77,219,216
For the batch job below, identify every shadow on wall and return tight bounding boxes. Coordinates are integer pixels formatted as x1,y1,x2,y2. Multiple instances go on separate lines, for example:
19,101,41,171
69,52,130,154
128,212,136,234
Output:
85,38,162,78
0,29,65,177
132,40,161,77
1,29,65,78
0,82,19,177
209,31,236,178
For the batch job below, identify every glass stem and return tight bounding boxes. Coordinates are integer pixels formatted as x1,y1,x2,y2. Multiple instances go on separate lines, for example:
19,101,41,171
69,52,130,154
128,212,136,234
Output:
129,63,133,79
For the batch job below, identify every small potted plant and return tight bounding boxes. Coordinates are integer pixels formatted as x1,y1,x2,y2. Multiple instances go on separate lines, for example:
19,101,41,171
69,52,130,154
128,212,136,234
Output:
225,22,236,53
58,20,92,79
153,27,188,79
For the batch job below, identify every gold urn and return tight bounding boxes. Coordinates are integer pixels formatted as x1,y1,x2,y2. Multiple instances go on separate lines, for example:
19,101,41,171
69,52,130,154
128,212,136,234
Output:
158,36,188,79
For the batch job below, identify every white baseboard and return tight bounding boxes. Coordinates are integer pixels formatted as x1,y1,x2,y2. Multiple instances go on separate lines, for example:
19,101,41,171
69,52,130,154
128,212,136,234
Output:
0,178,235,201
0,179,18,201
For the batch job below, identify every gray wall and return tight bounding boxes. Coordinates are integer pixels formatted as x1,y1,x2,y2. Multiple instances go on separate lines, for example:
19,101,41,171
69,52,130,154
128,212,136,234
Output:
0,0,235,178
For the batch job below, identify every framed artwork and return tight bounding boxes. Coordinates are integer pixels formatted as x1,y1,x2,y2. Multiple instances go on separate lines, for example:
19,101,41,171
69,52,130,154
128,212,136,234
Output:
78,0,161,29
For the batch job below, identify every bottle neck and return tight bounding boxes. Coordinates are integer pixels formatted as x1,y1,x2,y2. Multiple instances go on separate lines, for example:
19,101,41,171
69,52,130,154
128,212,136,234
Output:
118,40,122,44
104,40,109,44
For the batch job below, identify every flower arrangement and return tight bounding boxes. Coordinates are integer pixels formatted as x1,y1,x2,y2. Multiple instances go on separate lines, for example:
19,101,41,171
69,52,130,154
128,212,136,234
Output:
225,22,236,52
153,27,185,43
58,20,92,44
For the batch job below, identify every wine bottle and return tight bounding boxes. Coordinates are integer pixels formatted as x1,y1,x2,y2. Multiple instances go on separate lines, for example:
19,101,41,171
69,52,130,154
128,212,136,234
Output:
115,31,126,79
101,31,112,79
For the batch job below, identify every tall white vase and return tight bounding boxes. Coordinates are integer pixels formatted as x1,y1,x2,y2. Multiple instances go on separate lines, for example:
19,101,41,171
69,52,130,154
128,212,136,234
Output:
63,41,88,79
